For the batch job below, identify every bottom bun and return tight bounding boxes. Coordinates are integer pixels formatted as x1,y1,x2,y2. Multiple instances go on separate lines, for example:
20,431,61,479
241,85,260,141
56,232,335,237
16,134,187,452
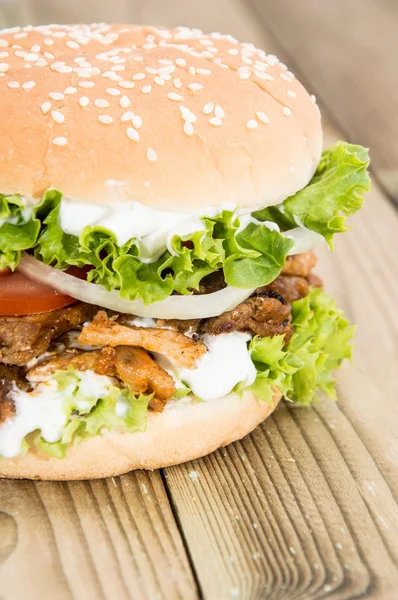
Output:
0,390,281,481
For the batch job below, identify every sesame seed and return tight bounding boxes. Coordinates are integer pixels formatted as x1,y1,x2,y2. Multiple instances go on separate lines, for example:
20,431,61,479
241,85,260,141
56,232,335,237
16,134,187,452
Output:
0,52,8,59
49,91,64,100
132,115,142,129
214,105,225,119
7,81,20,89
66,40,80,49
64,86,77,95
119,95,130,108
179,106,197,122
142,85,152,94
52,136,68,146
188,83,203,91
159,65,175,76
310,94,316,104
239,71,251,80
22,80,36,90
287,90,297,98
31,44,41,53
14,32,27,39
247,119,258,129
184,121,194,136
154,76,165,86
78,81,95,88
228,48,239,55
119,80,134,89
168,92,183,101
256,111,269,124
197,68,212,75
203,102,214,115
43,52,54,60
147,147,157,162
132,73,145,80
126,127,139,141
98,115,113,124
79,96,90,108
188,66,196,76
44,37,54,46
94,98,110,108
51,110,65,123
24,52,39,62
106,87,121,96
209,117,222,126
121,111,134,122
287,71,295,79
173,78,182,89
176,58,186,67
0,63,9,72
0,40,9,48
58,65,73,74
255,71,275,81
145,67,157,75
111,64,125,72
53,32,66,38
41,101,51,114
283,107,293,117
158,58,173,65
35,58,47,67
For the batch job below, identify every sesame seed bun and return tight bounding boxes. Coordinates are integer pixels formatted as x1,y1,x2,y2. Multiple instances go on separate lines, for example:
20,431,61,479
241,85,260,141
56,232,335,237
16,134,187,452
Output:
0,390,280,480
0,23,322,210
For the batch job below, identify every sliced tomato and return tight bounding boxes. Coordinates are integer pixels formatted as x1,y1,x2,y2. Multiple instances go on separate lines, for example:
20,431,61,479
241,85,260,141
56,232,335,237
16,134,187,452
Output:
0,269,77,315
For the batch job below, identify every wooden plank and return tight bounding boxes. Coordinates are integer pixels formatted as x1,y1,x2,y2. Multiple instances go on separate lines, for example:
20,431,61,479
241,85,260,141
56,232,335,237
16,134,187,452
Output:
246,0,398,204
0,472,198,599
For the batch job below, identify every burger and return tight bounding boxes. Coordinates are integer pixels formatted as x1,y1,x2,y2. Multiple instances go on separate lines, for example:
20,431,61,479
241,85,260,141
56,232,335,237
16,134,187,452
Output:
0,24,370,480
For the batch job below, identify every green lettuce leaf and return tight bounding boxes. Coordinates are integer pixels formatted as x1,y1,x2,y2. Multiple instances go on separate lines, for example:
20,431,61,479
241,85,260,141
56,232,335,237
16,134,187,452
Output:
249,288,355,405
28,369,149,459
0,194,40,269
254,141,370,247
0,141,370,302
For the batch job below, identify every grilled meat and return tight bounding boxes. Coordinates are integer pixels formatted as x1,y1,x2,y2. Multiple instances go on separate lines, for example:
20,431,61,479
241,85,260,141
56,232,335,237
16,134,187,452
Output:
0,302,98,367
79,311,207,368
0,365,31,423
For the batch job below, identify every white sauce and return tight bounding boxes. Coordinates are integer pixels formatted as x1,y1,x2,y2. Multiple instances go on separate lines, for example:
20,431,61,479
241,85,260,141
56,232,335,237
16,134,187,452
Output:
180,333,256,402
59,198,238,261
0,371,114,458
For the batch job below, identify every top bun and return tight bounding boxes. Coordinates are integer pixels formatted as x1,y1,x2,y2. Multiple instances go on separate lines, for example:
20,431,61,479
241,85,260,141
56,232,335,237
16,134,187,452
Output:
0,24,322,210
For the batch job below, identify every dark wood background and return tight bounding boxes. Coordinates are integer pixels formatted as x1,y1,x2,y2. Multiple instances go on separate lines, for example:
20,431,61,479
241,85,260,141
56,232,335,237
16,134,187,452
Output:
0,1,397,599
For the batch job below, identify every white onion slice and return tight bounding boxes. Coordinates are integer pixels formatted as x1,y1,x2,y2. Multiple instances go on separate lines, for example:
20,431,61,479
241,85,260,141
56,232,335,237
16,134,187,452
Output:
284,227,324,255
17,254,255,320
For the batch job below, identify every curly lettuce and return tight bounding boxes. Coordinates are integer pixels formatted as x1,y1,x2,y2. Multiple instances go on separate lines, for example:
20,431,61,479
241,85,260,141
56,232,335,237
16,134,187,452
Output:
25,369,149,459
249,288,355,405
0,141,369,301
254,141,370,247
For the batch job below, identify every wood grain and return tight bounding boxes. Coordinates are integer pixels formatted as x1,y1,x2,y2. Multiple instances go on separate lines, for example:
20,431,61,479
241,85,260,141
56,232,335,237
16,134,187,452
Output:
0,473,198,599
0,1,397,599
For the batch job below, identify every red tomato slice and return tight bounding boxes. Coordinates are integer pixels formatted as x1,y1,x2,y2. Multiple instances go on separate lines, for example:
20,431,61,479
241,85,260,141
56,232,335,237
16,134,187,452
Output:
0,269,77,316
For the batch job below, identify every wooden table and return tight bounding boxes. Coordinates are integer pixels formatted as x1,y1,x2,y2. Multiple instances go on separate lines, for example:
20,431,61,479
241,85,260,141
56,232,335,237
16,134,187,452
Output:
1,2,397,598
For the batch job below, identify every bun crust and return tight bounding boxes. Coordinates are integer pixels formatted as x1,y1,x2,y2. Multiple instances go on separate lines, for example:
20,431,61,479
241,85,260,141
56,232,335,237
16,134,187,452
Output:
0,390,281,480
0,24,322,209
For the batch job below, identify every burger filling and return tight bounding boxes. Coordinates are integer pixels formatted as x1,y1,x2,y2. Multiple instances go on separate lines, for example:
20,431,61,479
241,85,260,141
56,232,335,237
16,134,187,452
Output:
0,142,369,459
